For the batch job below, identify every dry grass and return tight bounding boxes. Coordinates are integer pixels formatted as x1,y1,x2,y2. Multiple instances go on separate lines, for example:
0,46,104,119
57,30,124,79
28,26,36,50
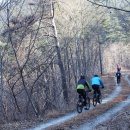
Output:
45,110,67,119
0,75,128,130
95,76,130,130
102,75,115,98
95,107,130,130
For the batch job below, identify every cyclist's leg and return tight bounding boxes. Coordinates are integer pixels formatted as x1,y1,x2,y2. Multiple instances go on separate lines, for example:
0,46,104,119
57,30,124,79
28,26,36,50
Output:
77,89,86,105
117,77,120,84
77,89,82,100
92,85,96,98
92,85,98,106
119,77,121,83
96,87,101,103
116,76,118,83
97,87,101,97
82,90,86,106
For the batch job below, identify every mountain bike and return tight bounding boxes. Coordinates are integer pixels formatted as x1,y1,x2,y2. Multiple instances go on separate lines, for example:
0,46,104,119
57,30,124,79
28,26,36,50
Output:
93,92,102,107
117,77,121,84
77,91,90,113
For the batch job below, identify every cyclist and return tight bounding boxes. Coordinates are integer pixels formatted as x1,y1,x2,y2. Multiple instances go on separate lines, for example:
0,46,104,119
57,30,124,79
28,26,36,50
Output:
116,70,121,84
91,74,104,103
76,75,91,107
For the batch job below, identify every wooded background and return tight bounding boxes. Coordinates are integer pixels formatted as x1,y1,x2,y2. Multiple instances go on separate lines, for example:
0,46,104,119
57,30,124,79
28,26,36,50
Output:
0,0,130,123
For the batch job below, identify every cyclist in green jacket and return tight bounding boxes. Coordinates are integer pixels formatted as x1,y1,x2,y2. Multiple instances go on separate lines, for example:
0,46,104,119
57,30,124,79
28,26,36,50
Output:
76,75,91,106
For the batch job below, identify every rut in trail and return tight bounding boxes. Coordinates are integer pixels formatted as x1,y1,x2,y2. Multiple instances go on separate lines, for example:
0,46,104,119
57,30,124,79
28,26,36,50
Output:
27,78,121,130
77,75,130,130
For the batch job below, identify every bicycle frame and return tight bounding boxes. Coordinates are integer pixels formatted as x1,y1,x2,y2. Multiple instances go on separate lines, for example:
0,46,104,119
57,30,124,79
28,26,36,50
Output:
77,91,90,113
93,92,102,107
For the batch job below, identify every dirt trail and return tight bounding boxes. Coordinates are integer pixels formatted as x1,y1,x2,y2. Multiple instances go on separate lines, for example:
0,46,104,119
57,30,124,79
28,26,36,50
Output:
45,74,130,130
77,75,130,130
27,76,121,130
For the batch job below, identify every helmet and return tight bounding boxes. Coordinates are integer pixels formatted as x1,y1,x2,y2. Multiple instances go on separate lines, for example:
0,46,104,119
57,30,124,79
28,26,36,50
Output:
94,74,99,77
80,75,85,79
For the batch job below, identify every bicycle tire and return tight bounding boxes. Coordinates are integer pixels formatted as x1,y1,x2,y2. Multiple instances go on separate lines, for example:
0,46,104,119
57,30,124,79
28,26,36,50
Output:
77,101,83,113
99,95,102,104
117,78,120,84
93,97,97,107
85,97,90,110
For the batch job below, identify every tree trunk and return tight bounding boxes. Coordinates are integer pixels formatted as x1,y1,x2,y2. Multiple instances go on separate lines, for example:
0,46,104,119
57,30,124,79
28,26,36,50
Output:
6,5,38,116
0,50,4,118
99,42,103,75
51,1,68,104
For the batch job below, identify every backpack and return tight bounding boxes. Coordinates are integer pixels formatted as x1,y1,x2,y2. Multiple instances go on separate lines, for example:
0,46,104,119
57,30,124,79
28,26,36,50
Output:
117,72,121,77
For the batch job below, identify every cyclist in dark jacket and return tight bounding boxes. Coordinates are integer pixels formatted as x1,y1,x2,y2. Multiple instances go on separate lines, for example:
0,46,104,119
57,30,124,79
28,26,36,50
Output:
76,75,91,106
116,70,121,84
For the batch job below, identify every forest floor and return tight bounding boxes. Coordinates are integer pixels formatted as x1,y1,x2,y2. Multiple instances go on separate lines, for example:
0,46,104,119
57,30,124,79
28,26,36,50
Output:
0,73,130,130
45,74,130,130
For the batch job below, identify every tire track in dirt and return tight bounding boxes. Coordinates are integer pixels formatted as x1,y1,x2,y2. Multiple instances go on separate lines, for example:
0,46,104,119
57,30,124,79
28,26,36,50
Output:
28,76,121,130
77,75,130,130
45,75,130,130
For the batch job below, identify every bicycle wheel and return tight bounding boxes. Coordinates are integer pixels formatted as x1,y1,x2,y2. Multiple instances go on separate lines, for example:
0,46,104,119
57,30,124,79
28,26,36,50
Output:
85,97,90,110
117,78,120,84
93,97,97,107
99,95,102,104
77,101,83,113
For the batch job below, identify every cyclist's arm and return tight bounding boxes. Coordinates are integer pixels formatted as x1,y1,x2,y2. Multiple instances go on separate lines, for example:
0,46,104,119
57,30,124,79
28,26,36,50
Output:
85,81,92,91
99,79,104,88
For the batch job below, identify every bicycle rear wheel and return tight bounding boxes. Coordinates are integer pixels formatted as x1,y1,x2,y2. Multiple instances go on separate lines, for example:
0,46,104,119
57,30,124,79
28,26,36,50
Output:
99,95,102,104
117,78,120,84
93,97,97,107
85,97,90,110
77,101,83,113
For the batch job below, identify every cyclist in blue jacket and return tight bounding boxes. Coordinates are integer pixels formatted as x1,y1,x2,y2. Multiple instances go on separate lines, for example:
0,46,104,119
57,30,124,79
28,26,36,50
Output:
91,75,104,103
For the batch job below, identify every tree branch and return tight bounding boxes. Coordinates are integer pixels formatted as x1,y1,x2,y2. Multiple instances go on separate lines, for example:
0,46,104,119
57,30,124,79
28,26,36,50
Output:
87,0,130,12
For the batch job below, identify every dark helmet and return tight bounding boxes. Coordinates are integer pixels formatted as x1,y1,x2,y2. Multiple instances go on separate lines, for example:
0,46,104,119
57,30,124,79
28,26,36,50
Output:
94,74,99,77
80,75,85,79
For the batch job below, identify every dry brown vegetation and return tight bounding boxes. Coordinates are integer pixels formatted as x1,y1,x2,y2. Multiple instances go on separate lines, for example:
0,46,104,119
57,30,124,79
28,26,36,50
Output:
0,74,129,130
102,75,115,97
0,75,116,130
95,108,130,130
95,75,130,130
46,76,130,130
0,0,130,129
